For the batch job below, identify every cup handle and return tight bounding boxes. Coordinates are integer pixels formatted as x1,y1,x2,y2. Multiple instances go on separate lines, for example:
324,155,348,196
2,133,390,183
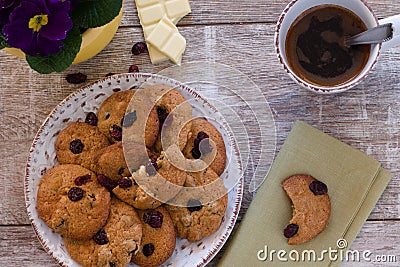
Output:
379,15,400,51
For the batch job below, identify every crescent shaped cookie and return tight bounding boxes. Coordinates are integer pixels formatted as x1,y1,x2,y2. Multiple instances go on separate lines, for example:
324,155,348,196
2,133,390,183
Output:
282,174,330,245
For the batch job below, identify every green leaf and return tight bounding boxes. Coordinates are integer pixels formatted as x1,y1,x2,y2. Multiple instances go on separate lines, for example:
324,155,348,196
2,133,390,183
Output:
72,0,122,28
26,27,82,74
0,27,9,49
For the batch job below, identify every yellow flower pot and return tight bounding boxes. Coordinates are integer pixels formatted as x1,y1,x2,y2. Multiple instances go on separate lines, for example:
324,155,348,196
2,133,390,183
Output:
3,5,123,64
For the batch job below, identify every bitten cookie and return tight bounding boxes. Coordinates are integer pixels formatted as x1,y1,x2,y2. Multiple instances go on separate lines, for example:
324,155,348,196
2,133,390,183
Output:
112,150,186,210
143,85,192,152
183,118,226,176
55,122,110,171
97,90,159,147
36,164,111,240
131,206,176,267
65,197,143,267
166,168,228,242
282,174,331,245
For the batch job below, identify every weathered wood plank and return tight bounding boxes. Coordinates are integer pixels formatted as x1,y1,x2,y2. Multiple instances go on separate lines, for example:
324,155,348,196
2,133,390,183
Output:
119,0,400,26
1,221,399,266
1,23,399,225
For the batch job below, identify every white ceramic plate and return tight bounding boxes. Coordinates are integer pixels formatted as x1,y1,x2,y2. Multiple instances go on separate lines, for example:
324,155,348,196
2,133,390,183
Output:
24,73,243,267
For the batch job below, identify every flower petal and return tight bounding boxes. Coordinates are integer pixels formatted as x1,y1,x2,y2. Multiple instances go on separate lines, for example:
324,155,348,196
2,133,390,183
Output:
37,34,63,56
2,19,39,56
29,0,49,14
46,0,71,13
40,11,72,40
9,1,40,23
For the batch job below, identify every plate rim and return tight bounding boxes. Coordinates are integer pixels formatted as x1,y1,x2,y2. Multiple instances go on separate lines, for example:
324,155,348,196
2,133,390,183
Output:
24,72,244,267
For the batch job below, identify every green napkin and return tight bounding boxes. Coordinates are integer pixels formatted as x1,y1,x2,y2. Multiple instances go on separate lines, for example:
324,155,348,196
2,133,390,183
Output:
219,121,392,267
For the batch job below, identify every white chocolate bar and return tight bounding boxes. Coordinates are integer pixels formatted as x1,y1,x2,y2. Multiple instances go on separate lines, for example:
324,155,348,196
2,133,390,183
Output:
134,0,191,64
146,16,186,65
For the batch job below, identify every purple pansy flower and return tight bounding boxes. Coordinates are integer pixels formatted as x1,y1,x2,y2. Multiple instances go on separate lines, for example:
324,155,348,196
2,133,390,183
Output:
2,0,73,56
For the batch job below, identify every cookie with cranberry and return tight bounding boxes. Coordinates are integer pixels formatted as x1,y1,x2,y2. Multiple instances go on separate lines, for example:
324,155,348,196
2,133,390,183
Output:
94,141,149,181
183,118,226,176
282,174,330,245
166,168,228,242
112,150,186,210
36,164,111,240
97,90,159,147
142,85,192,152
55,122,110,171
131,206,176,267
65,197,142,267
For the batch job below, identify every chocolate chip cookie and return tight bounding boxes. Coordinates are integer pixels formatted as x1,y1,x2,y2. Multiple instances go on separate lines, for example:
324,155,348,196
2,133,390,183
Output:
36,164,111,240
142,85,192,152
183,118,226,176
113,150,186,209
131,206,176,267
55,122,110,171
282,174,331,245
97,90,159,147
64,197,143,267
166,168,228,242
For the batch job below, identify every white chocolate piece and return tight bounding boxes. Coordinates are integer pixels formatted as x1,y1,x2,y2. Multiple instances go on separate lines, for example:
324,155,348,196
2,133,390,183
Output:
134,0,190,64
146,16,186,65
143,25,174,64
165,0,191,18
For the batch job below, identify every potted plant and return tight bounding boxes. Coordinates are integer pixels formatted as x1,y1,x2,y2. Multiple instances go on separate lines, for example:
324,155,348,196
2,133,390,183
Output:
0,0,123,74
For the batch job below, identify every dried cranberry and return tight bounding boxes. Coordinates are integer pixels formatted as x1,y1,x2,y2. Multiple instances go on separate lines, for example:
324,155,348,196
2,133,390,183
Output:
145,160,159,176
121,111,137,128
132,42,147,55
110,124,122,141
194,138,201,148
68,187,85,201
69,139,84,154
97,174,117,191
309,181,328,195
142,243,155,257
143,210,163,228
66,72,87,84
85,112,98,126
187,198,202,212
157,107,169,125
284,224,299,238
74,174,91,186
93,229,109,245
199,139,213,155
192,131,212,157
118,177,133,188
197,131,209,140
128,65,139,73
191,147,201,159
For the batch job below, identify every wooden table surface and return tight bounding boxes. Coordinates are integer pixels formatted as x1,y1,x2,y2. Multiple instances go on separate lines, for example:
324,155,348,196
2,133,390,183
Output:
1,0,400,266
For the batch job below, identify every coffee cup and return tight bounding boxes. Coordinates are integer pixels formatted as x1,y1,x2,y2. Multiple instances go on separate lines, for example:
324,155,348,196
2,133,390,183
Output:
275,0,400,94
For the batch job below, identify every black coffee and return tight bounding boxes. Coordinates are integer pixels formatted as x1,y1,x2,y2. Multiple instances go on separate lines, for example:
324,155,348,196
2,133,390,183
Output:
286,5,370,86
